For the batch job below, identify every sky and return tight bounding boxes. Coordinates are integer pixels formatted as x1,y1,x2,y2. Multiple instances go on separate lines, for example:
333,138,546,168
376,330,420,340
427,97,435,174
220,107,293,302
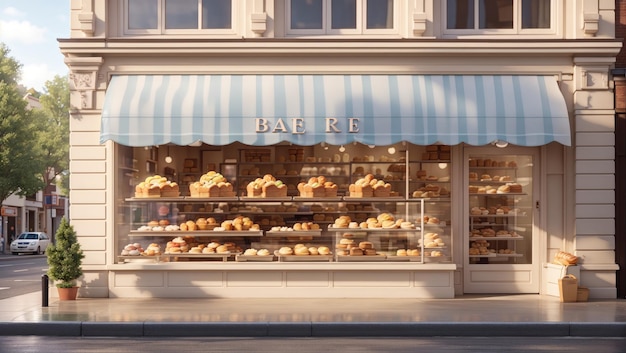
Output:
0,1,70,92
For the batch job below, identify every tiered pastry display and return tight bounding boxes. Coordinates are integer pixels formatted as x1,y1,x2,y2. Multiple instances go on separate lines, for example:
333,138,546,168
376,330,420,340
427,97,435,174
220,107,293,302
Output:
297,176,339,197
468,156,526,264
331,213,414,230
274,244,333,262
164,236,242,255
335,233,379,256
135,175,180,198
188,171,235,198
348,174,393,197
213,216,261,231
246,174,288,197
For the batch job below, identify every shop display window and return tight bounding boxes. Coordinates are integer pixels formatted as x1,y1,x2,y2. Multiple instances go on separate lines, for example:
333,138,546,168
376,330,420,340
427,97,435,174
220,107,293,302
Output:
114,142,453,265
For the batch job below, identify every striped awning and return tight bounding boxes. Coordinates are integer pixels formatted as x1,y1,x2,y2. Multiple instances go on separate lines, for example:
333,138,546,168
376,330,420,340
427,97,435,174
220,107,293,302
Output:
100,74,571,147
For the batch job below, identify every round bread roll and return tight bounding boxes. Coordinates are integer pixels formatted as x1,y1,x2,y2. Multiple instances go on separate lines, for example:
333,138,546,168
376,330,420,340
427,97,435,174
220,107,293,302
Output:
243,248,258,256
340,238,355,245
396,249,407,256
308,247,319,255
349,248,364,256
295,246,309,255
318,246,330,255
278,247,293,255
148,220,159,227
359,241,373,249
363,249,377,256
216,245,230,253
257,249,270,256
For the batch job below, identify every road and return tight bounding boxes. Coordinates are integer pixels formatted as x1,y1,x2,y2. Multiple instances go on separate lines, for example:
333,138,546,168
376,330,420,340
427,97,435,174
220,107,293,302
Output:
0,336,624,353
0,255,48,300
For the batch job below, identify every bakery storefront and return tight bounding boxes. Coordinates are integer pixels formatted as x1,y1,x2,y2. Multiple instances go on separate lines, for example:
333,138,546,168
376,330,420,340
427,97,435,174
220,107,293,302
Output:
96,73,571,298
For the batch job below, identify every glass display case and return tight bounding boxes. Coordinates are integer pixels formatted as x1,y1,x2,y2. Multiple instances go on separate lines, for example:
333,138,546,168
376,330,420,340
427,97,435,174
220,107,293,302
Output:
467,155,533,264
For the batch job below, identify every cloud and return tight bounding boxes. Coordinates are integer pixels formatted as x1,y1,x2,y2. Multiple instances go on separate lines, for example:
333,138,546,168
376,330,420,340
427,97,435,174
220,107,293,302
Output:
20,63,60,91
3,6,25,17
0,19,47,45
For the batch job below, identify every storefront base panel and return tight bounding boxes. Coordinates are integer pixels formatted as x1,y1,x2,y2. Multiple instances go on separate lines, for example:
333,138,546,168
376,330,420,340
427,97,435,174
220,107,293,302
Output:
106,265,456,299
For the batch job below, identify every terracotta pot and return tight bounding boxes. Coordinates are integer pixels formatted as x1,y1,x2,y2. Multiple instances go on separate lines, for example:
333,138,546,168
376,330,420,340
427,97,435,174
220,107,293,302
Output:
57,286,79,300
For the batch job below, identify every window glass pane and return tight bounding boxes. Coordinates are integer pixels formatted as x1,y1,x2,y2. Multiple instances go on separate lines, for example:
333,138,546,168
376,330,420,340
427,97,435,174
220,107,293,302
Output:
479,0,513,29
366,0,393,29
291,0,323,29
521,0,550,28
447,0,474,29
165,0,198,29
332,0,356,29
128,0,158,29
202,0,232,28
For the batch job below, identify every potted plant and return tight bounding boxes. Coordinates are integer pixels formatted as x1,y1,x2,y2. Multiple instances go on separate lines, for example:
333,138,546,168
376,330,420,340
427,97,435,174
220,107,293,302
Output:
46,217,84,300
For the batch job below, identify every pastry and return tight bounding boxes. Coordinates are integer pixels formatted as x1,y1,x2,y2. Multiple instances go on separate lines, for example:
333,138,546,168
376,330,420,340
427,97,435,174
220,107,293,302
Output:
396,249,407,256
294,246,309,255
349,248,363,256
243,248,257,256
359,241,373,249
318,246,331,255
257,249,271,256
278,247,293,255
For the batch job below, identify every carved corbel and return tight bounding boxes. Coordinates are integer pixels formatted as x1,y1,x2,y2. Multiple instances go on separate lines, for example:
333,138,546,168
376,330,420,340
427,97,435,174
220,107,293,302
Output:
251,13,267,37
582,13,599,37
413,12,427,37
65,57,103,112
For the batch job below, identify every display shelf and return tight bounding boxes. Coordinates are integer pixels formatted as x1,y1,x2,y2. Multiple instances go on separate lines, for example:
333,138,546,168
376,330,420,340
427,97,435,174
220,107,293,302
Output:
265,230,323,237
235,254,276,262
129,230,263,237
336,254,387,262
163,253,238,262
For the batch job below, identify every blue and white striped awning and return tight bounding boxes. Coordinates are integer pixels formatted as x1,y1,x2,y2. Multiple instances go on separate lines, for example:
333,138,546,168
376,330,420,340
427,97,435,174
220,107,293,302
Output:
101,74,571,147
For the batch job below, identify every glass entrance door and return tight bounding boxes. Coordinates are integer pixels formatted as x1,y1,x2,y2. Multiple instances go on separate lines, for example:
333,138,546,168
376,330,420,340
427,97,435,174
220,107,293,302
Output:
463,146,540,293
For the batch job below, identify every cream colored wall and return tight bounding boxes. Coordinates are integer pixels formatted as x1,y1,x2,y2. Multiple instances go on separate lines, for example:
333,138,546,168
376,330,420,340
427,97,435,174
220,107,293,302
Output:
63,0,620,298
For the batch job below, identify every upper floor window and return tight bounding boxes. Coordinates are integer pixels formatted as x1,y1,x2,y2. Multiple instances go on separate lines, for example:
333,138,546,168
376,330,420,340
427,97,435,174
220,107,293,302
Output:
288,0,396,35
446,0,553,33
125,0,233,34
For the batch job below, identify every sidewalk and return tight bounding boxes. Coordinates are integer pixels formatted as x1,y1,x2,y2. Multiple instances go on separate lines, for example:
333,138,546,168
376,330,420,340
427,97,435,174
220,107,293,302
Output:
0,290,625,337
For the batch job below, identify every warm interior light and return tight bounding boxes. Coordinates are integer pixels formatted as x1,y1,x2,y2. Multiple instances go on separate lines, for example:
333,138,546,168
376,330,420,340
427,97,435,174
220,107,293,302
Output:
438,163,448,169
165,146,172,164
339,145,346,152
495,140,509,148
387,147,396,154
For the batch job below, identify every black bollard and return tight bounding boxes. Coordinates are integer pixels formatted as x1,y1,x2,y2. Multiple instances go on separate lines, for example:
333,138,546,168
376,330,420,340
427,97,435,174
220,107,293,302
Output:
42,274,49,307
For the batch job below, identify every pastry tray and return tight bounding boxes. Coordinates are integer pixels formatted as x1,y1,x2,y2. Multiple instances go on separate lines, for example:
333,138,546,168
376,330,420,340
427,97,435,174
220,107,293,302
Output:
336,254,387,262
265,230,322,237
274,251,333,262
385,255,423,262
117,255,160,263
235,254,276,262
163,253,239,261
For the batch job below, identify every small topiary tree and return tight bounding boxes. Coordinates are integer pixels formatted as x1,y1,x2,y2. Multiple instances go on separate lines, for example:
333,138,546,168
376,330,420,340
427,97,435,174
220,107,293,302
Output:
47,217,84,288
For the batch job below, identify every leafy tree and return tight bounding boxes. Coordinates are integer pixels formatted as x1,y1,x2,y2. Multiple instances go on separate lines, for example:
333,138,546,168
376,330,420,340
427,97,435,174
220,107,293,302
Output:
0,43,46,203
34,75,70,232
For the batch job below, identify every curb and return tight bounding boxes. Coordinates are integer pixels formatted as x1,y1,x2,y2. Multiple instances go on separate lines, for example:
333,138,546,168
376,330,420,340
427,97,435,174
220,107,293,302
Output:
0,321,625,337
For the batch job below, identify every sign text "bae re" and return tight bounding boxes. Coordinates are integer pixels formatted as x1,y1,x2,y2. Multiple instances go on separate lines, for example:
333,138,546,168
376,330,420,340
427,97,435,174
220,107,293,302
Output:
255,118,360,134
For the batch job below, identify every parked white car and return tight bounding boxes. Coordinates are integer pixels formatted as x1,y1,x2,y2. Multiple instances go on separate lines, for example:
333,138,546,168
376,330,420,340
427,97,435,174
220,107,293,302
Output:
10,232,50,255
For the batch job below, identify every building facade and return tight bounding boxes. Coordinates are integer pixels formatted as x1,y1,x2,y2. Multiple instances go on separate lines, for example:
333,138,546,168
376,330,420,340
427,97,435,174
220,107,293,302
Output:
60,0,621,298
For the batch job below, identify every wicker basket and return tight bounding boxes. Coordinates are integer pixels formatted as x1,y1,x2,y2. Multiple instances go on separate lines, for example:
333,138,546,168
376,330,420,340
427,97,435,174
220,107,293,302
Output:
577,287,589,302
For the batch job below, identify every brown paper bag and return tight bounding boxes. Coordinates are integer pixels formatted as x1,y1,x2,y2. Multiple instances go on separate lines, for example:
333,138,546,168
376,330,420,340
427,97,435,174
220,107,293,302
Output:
558,274,578,302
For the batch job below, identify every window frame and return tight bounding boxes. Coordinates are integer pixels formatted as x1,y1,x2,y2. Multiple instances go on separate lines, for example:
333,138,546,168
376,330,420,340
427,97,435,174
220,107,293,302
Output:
286,0,398,36
443,0,558,37
123,0,237,36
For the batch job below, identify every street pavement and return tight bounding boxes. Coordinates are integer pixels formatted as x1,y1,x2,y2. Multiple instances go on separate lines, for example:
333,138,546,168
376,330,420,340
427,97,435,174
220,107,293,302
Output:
0,253,625,338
